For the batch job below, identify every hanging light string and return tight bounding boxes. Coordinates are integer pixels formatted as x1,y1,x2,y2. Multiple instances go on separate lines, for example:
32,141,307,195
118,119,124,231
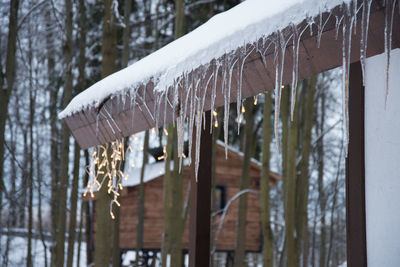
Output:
83,138,127,219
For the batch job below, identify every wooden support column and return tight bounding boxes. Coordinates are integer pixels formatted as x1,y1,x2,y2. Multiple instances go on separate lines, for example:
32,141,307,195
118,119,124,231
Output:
189,110,212,267
346,61,367,267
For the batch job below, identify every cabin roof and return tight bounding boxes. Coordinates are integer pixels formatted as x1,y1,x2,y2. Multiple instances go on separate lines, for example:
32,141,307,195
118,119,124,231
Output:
123,141,280,187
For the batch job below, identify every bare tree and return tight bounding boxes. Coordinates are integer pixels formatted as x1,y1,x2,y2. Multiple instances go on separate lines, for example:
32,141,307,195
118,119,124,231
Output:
0,0,20,221
234,97,255,266
55,0,74,265
94,0,117,266
261,91,274,266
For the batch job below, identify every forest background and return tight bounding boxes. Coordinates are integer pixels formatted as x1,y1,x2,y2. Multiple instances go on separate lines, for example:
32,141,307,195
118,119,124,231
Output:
0,0,346,266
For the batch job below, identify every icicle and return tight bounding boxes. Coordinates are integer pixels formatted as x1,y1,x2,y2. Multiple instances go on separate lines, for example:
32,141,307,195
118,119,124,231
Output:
259,37,274,69
257,37,268,68
335,15,344,40
290,25,299,121
221,58,229,159
353,0,358,35
236,50,243,131
210,62,220,134
290,23,309,122
273,31,290,153
188,75,198,165
317,12,332,48
384,0,396,105
193,73,213,181
176,78,185,172
96,113,100,137
341,2,355,155
237,46,255,133
103,106,122,136
317,12,323,48
360,0,372,85
130,87,138,132
121,93,126,110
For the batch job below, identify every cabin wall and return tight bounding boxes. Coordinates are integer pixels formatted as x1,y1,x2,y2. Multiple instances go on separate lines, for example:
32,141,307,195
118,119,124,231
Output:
118,145,264,252
365,49,400,267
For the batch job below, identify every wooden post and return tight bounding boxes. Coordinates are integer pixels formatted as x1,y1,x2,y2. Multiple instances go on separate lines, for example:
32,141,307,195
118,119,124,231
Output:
189,110,212,267
346,61,367,267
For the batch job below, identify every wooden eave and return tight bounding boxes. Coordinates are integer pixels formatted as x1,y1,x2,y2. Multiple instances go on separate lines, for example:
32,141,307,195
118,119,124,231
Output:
64,1,400,149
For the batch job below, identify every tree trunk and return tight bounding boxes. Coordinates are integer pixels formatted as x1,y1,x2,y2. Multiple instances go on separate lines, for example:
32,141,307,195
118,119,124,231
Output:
0,0,19,222
111,1,131,266
27,14,35,266
161,0,185,263
122,0,132,68
210,108,222,266
66,143,81,267
317,90,326,267
161,124,174,267
284,84,298,267
73,0,86,263
55,0,73,265
46,5,60,264
170,126,186,267
94,0,117,266
83,150,93,264
234,97,255,266
296,76,317,267
175,0,185,38
36,127,48,267
261,91,273,267
136,130,149,265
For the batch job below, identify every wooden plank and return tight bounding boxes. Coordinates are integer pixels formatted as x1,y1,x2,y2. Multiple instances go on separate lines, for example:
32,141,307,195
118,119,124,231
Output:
189,110,212,267
346,61,367,267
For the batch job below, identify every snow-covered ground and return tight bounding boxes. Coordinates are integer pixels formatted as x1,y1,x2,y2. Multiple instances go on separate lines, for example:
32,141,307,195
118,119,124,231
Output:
0,231,86,266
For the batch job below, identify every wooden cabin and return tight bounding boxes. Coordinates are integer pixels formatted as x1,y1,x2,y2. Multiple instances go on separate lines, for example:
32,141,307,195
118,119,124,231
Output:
114,141,280,254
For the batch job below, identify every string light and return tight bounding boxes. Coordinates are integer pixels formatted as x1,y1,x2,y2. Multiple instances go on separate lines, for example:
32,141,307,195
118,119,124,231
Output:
84,138,127,219
241,105,245,113
253,95,258,105
158,146,167,161
213,109,219,128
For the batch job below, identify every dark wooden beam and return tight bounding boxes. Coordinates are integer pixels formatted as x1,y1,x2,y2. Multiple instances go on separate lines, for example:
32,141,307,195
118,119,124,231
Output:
189,110,212,267
346,61,367,267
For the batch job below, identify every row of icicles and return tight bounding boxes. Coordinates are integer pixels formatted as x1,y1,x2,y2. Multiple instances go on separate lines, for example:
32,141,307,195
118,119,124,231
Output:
90,0,398,217
85,104,254,218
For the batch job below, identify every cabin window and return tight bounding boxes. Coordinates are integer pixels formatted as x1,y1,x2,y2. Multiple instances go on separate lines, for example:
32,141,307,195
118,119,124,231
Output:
215,185,226,212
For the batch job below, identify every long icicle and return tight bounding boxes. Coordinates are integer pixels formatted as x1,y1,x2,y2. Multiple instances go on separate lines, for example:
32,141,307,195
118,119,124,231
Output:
384,0,396,106
342,2,354,155
360,0,372,85
273,31,289,153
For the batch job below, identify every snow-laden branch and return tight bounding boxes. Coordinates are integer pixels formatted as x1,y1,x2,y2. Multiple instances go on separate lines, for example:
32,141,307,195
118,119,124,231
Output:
212,189,258,253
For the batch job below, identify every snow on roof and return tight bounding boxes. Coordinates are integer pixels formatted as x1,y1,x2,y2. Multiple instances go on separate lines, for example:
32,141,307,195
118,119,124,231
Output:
59,0,348,119
123,141,280,187
122,159,189,187
216,139,262,167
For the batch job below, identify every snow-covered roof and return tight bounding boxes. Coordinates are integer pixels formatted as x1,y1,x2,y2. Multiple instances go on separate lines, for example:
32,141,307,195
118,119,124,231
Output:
122,160,189,187
123,142,280,187
59,0,349,119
